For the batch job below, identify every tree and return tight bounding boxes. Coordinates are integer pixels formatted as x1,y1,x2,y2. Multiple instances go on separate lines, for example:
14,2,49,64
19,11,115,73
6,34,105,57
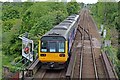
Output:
67,2,80,15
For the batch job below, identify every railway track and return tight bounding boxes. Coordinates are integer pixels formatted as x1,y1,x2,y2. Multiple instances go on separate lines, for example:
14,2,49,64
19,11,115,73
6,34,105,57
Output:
66,9,98,79
33,68,66,79
25,64,66,79
86,11,107,78
79,9,98,79
66,8,118,79
22,8,118,80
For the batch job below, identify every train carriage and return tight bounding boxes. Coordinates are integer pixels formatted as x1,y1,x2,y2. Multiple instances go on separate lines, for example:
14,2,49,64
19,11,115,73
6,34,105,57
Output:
38,14,79,69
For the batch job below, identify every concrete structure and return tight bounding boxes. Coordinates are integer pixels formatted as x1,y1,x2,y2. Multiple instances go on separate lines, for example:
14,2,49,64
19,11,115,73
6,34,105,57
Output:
103,29,106,38
99,25,104,35
104,40,111,47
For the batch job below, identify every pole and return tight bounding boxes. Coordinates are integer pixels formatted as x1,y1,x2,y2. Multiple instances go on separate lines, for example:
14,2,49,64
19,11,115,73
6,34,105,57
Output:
22,68,24,80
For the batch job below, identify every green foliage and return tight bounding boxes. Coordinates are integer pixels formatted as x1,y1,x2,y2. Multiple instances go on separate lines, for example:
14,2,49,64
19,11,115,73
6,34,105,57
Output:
2,2,80,72
29,14,55,35
66,2,80,15
21,2,68,33
91,2,118,28
117,50,120,60
91,2,120,78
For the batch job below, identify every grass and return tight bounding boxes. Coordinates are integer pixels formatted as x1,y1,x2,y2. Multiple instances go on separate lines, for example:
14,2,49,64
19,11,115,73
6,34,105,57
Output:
107,46,118,63
105,27,111,40
90,6,120,78
0,51,2,80
91,12,101,30
2,54,14,69
0,18,2,79
103,46,120,77
2,54,23,72
0,26,1,46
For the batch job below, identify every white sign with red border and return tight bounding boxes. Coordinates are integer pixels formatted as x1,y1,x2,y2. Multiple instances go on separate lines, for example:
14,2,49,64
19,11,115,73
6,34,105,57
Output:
19,37,34,62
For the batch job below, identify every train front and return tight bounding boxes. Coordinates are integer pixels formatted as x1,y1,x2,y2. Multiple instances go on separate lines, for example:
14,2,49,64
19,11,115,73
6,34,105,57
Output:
38,36,68,69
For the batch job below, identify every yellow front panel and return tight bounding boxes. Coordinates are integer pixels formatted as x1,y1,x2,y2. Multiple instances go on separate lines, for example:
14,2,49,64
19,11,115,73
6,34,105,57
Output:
38,41,68,62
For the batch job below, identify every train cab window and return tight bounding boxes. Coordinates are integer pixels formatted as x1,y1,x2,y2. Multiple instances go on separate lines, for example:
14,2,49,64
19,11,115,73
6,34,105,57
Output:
41,40,65,53
58,42,65,52
41,41,47,52
49,42,56,52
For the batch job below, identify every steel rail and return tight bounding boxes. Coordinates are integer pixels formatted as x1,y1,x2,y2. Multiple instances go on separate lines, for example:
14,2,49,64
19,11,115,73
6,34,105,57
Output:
87,10,99,79
79,9,99,79
89,35,99,79
79,9,86,79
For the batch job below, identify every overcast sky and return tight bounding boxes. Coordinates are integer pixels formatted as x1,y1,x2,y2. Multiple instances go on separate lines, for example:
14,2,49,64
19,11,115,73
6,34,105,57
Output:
0,0,119,3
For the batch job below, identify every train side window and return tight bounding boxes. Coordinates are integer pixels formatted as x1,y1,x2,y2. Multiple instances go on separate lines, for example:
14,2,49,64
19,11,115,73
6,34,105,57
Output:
58,42,65,52
41,41,47,52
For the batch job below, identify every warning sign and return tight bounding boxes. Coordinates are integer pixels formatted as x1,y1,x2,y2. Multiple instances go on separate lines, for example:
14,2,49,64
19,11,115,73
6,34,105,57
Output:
19,37,34,62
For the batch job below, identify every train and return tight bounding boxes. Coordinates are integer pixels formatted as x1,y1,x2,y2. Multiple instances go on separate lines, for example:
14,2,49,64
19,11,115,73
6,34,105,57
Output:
38,14,80,69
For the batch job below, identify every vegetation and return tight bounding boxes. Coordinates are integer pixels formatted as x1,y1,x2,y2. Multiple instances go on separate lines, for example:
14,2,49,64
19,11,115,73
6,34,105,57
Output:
2,2,80,72
90,2,120,77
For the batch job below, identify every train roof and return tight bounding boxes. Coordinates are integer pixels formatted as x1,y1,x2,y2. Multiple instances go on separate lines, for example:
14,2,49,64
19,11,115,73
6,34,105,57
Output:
41,14,79,40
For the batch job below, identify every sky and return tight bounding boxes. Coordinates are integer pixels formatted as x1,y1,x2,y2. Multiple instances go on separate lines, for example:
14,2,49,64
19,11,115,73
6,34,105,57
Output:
76,0,98,4
0,0,120,3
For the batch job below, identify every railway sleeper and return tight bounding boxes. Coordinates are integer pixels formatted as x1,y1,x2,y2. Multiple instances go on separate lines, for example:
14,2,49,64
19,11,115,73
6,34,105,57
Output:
84,36,90,40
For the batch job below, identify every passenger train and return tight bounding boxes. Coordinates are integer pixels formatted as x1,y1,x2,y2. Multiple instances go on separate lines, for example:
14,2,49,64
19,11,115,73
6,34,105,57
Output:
38,14,80,69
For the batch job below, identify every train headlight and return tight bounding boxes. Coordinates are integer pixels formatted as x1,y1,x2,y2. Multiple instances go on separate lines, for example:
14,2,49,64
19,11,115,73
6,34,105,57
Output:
59,54,65,57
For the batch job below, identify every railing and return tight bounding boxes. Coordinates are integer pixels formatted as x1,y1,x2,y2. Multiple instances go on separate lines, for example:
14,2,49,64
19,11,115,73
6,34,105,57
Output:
106,46,119,78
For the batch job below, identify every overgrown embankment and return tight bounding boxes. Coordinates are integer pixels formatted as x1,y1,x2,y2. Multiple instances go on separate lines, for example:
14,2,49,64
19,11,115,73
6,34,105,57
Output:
2,2,80,71
90,2,120,78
